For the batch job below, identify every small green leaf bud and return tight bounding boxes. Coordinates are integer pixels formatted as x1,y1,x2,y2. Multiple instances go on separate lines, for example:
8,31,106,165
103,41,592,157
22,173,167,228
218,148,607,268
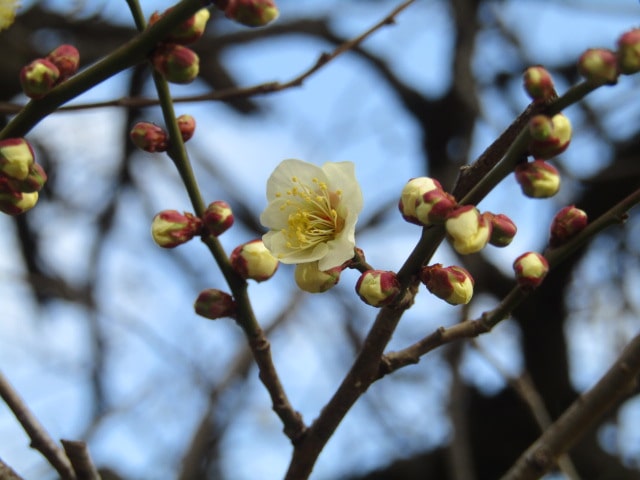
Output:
355,270,401,308
230,239,279,282
151,210,202,248
515,160,560,198
420,263,474,305
20,58,60,99
194,289,236,320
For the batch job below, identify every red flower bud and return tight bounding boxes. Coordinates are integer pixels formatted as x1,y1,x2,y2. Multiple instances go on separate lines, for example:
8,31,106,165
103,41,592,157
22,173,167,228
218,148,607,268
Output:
0,138,35,180
513,252,549,289
523,66,555,103
398,177,457,226
130,122,169,153
0,190,39,216
151,210,202,248
356,270,401,307
420,264,474,305
578,48,618,85
617,28,640,75
224,0,279,27
515,160,561,199
294,262,341,293
46,44,80,81
528,113,572,159
194,289,236,320
549,205,588,248
486,213,517,247
230,239,279,282
177,114,196,142
202,200,234,236
152,44,200,84
20,58,60,99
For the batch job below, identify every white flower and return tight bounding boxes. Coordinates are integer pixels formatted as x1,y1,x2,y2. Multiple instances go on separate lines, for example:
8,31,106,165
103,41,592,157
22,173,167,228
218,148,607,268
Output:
260,159,363,270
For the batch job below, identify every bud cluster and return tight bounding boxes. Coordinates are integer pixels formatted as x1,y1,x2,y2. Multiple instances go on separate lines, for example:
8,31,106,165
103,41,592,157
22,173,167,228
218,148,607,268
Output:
528,113,572,159
130,114,196,153
149,8,210,84
0,138,47,215
20,44,80,99
398,177,457,226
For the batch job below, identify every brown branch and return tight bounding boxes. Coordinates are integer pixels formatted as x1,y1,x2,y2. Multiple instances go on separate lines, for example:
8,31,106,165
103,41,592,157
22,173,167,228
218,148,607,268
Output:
0,459,24,480
0,371,76,480
0,0,417,115
499,332,640,480
60,440,101,480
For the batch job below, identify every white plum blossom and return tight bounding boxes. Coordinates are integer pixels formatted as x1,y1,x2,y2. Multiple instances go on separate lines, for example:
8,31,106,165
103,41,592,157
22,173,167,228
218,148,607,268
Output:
260,159,363,271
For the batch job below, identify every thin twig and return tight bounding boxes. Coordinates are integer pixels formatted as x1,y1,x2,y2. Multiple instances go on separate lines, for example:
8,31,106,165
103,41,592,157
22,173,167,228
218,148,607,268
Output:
500,332,640,480
0,371,76,480
0,458,24,480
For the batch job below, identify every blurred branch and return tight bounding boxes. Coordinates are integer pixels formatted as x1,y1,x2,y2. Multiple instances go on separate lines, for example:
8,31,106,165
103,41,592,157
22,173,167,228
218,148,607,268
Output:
0,459,24,480
61,440,101,480
0,371,76,480
471,341,581,480
0,0,417,115
500,331,640,480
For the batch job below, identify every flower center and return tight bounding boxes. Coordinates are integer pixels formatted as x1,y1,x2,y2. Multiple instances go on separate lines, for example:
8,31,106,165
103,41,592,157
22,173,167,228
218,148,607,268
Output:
278,176,344,251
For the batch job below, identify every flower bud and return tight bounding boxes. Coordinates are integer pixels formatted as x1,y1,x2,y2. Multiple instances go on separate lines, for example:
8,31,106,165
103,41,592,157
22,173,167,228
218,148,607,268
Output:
294,261,341,293
528,113,572,159
177,114,196,142
150,8,210,45
0,138,35,180
194,289,236,320
549,205,588,248
420,263,474,305
5,162,47,193
399,177,456,226
230,239,278,282
130,122,168,152
617,28,640,75
445,205,492,255
355,270,401,307
224,0,279,27
151,210,202,248
523,66,555,103
513,252,549,289
578,48,618,85
202,200,234,236
0,190,38,216
152,44,199,84
20,58,60,99
486,212,517,247
46,44,80,81
515,159,560,198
